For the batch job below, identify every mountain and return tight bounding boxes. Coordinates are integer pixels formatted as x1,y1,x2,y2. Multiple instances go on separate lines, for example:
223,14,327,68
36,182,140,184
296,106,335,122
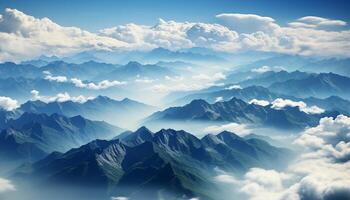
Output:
233,54,314,72
145,98,338,130
269,72,350,99
41,60,118,80
95,61,175,81
302,58,350,76
237,70,311,87
19,96,157,128
171,85,350,115
0,112,123,165
0,62,42,79
12,127,292,200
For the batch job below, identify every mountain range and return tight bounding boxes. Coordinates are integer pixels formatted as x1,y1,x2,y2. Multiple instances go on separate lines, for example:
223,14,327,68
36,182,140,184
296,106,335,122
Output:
19,95,157,128
0,112,123,170
145,98,338,130
12,127,292,200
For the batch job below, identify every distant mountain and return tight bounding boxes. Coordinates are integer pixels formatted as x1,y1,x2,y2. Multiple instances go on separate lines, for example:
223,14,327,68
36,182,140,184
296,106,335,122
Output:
0,112,123,165
95,61,175,81
146,98,338,130
238,70,311,87
269,72,350,99
19,96,157,128
0,62,42,79
172,85,350,115
233,54,314,72
41,60,118,80
302,58,350,77
13,127,292,200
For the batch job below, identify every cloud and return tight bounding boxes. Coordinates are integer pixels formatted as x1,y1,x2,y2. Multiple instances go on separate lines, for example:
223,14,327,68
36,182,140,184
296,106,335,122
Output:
271,98,324,114
203,123,251,136
216,13,280,34
249,99,270,107
135,77,155,83
192,72,226,82
0,8,127,62
0,96,19,111
0,178,15,193
111,197,128,200
42,71,125,90
225,85,242,90
43,71,68,82
215,96,224,102
251,66,272,73
1,8,350,61
289,16,347,30
214,115,350,200
71,78,126,90
31,90,93,103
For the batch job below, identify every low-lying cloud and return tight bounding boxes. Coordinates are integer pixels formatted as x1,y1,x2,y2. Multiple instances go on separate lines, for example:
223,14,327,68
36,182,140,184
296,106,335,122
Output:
271,98,325,114
31,90,93,103
214,115,350,200
43,71,126,90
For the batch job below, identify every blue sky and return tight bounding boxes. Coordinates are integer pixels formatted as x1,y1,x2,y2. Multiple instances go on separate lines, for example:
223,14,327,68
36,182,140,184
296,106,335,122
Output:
1,0,349,31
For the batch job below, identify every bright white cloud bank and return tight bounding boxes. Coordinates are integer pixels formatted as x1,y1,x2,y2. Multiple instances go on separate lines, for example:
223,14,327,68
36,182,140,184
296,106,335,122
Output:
0,8,350,62
215,115,350,200
0,96,19,111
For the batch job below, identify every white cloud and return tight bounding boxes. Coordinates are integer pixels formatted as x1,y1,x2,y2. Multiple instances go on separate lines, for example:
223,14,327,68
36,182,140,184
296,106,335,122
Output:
251,66,272,73
111,197,128,200
215,96,224,102
214,115,350,200
44,71,68,82
1,9,350,61
42,71,125,89
31,90,93,103
0,8,127,62
70,78,126,90
225,85,242,90
192,72,226,82
0,96,19,111
271,98,324,114
203,123,251,136
135,77,155,83
216,13,280,34
249,99,270,107
0,178,15,193
291,16,347,29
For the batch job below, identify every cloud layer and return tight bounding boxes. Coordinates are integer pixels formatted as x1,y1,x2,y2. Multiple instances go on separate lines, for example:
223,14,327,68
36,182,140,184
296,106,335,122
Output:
0,8,350,62
214,115,350,200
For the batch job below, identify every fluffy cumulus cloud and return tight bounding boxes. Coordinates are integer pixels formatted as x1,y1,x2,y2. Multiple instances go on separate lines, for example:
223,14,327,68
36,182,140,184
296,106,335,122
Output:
271,98,325,114
0,177,15,193
31,90,93,103
0,8,350,61
214,115,350,200
0,96,19,111
0,8,127,62
43,71,68,82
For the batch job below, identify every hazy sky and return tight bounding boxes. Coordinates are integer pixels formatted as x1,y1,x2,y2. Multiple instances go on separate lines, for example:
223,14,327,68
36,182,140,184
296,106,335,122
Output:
1,0,349,31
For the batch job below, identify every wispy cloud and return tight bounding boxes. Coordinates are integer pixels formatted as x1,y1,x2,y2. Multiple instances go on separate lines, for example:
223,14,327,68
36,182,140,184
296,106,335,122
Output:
31,90,93,103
